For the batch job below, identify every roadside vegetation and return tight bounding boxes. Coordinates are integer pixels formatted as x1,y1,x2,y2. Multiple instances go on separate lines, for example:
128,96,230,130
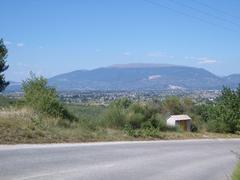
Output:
232,162,240,180
0,73,240,143
232,152,240,180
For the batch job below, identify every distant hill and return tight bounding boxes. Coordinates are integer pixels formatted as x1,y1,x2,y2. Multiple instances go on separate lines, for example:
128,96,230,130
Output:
47,63,240,91
5,64,240,92
4,81,21,92
223,74,240,88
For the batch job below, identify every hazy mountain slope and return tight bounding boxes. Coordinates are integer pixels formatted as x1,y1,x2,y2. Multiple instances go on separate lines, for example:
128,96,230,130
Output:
223,74,240,88
4,81,21,92
5,64,240,92
48,64,225,90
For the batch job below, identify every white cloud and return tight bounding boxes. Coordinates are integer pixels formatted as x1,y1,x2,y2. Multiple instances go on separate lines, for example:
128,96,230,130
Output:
197,57,217,65
16,43,24,47
185,56,218,65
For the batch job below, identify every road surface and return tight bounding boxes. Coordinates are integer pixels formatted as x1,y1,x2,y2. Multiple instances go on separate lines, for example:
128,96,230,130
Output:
0,139,240,180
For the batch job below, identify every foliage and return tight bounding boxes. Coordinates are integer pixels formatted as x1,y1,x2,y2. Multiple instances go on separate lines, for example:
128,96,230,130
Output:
22,74,76,121
206,85,240,133
102,98,131,128
192,104,210,123
0,96,16,107
65,104,106,130
0,39,9,92
103,97,191,133
1,89,240,143
66,104,105,121
102,85,240,134
161,96,184,115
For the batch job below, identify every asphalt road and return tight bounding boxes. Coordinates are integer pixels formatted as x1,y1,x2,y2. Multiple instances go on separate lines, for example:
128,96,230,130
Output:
0,139,240,180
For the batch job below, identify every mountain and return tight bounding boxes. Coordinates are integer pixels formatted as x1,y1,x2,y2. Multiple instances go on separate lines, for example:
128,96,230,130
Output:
223,74,240,88
5,64,240,92
4,81,21,92
48,63,237,91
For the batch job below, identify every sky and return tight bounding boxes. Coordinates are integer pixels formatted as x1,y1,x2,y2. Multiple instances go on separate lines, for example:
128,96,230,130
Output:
1,0,240,81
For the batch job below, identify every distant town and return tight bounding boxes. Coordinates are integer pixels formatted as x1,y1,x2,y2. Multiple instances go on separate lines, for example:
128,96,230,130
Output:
1,89,219,106
0,90,221,106
60,90,221,105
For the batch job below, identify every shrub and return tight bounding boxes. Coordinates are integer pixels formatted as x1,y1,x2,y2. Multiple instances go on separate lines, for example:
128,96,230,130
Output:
103,98,181,132
206,85,240,133
150,113,167,130
124,128,164,138
0,96,16,107
129,102,146,115
143,99,162,121
22,74,76,121
102,98,132,128
161,96,184,115
193,104,210,123
141,121,153,129
126,112,145,129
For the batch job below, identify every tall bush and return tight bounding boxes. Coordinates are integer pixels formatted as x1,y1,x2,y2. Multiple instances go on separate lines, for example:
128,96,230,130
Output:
206,85,240,133
22,74,75,121
103,98,131,128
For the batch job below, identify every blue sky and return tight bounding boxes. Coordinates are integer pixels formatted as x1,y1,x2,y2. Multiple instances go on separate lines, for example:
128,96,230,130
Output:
1,0,240,81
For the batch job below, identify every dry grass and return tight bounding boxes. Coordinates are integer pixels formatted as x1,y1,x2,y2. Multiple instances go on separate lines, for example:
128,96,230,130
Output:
0,107,31,119
0,108,58,144
0,107,134,144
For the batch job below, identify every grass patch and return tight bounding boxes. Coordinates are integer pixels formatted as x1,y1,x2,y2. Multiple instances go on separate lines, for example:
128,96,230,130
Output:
232,162,240,180
0,107,133,144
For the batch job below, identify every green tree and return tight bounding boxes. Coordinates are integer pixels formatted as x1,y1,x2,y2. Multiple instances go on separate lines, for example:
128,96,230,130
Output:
161,96,184,115
0,39,9,92
182,98,194,112
22,74,75,121
207,85,240,133
103,98,132,128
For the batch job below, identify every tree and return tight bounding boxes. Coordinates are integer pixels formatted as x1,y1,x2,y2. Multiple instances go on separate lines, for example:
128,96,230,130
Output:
22,73,76,121
161,96,184,115
207,85,240,133
103,98,132,128
0,39,9,92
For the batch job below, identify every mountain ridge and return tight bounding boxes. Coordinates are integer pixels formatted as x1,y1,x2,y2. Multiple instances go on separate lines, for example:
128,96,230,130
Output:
48,64,239,91
5,64,240,92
